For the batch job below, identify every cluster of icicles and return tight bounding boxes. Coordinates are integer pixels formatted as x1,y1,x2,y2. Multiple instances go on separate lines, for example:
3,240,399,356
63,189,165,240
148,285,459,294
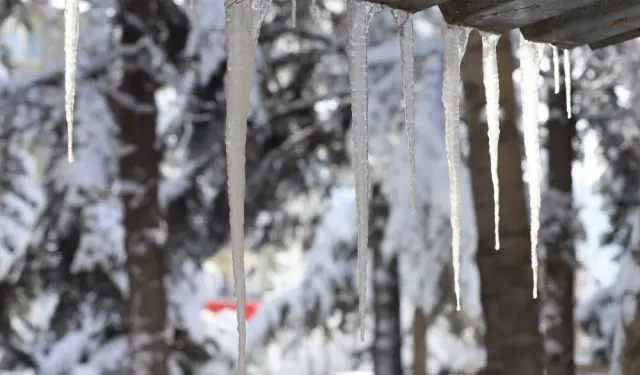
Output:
62,0,572,373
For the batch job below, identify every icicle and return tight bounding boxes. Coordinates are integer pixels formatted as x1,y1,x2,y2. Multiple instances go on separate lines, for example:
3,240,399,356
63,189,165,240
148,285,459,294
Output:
519,37,545,299
291,0,296,27
480,32,501,251
311,0,318,21
392,10,416,213
346,0,379,340
64,0,80,163
443,25,470,312
563,49,572,118
225,0,270,372
552,46,560,94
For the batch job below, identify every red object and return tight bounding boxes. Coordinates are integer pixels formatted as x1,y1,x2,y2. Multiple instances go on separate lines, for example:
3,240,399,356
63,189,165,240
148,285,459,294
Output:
204,300,260,320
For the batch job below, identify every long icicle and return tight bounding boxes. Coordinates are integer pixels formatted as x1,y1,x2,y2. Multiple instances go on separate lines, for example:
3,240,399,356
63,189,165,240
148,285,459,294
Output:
480,32,501,250
346,0,379,340
225,0,269,372
519,37,545,299
563,49,572,118
443,25,470,311
553,46,560,94
392,10,416,213
64,0,80,163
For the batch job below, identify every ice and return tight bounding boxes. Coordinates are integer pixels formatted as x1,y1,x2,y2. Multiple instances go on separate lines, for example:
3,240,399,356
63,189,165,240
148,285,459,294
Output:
392,10,416,212
291,0,296,27
553,46,560,94
64,0,80,163
442,24,470,311
519,37,545,299
225,0,270,372
480,32,500,250
346,0,380,339
311,0,318,21
564,49,572,118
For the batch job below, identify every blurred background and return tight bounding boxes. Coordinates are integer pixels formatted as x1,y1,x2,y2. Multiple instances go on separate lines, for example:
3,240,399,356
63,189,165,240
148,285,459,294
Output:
0,1,636,375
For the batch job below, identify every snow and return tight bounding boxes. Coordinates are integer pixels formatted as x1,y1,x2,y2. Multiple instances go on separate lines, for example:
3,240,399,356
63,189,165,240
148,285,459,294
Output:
480,32,501,250
345,0,380,339
564,49,572,118
442,24,470,311
519,37,545,298
391,10,416,213
64,0,80,163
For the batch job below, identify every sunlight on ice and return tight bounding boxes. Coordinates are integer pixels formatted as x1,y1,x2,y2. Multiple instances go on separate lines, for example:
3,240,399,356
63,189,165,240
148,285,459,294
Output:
553,46,560,94
64,0,81,163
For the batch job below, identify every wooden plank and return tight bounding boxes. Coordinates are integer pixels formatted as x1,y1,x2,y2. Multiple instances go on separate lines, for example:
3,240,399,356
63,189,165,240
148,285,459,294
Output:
364,0,445,13
522,0,640,47
439,0,597,33
590,28,640,49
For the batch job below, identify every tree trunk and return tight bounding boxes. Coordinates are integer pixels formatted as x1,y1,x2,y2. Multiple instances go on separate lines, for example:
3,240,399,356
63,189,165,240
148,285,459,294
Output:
620,279,640,375
461,31,543,375
413,308,428,375
113,3,168,375
544,76,576,375
371,184,402,375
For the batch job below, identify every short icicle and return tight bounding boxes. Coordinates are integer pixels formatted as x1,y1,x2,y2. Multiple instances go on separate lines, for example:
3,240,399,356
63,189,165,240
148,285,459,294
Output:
563,49,572,118
291,0,296,27
553,46,560,94
480,32,501,250
311,0,317,21
392,10,416,213
346,0,380,340
519,36,545,299
64,0,80,163
442,25,470,311
225,0,271,372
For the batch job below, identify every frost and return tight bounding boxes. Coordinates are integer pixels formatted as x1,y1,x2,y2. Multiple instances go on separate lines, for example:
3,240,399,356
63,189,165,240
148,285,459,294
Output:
346,0,380,339
564,49,572,118
519,37,545,299
225,0,271,372
442,24,470,311
480,32,500,250
392,10,416,213
553,46,560,94
64,0,81,163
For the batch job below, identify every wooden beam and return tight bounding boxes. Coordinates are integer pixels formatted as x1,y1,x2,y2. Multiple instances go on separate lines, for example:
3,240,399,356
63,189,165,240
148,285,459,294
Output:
363,0,444,13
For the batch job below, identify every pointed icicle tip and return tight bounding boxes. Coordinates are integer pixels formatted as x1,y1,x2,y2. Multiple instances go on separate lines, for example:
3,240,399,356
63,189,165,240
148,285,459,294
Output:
346,0,379,341
64,0,80,164
480,31,501,251
443,25,470,314
563,49,572,119
518,37,544,300
552,46,560,95
225,0,271,372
